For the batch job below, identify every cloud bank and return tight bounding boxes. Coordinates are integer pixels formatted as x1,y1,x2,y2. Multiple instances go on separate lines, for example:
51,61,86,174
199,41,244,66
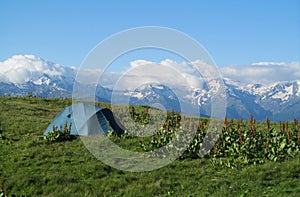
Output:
100,59,208,91
1,55,299,87
220,61,300,84
0,55,76,84
99,60,300,89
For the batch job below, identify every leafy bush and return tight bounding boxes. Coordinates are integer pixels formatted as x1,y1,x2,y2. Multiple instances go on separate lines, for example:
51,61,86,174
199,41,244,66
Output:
139,113,300,167
129,106,151,125
139,110,182,151
208,118,300,168
44,122,75,142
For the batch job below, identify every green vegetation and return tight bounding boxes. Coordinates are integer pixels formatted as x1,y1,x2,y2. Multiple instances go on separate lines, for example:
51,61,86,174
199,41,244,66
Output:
44,123,75,143
0,95,299,196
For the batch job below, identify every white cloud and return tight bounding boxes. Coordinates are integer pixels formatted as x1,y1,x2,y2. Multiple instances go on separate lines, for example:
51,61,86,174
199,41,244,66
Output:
101,59,213,91
221,61,300,84
251,62,286,66
1,55,298,88
0,54,76,84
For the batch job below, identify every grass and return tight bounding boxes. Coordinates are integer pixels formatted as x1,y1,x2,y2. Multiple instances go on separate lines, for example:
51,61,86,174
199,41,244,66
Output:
0,96,299,196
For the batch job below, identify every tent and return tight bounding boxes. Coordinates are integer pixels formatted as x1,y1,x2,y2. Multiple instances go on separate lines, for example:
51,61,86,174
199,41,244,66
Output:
44,102,125,136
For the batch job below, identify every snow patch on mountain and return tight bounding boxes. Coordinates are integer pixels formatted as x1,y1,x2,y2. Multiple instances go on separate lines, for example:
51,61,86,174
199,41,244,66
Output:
0,55,300,121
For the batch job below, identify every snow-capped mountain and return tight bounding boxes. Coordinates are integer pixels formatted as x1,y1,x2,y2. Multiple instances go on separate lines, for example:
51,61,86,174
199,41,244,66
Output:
127,83,181,112
0,55,299,121
0,55,76,97
237,80,300,121
125,78,300,121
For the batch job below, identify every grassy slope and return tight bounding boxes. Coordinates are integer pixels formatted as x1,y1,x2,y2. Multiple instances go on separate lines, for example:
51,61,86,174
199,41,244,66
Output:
0,96,299,196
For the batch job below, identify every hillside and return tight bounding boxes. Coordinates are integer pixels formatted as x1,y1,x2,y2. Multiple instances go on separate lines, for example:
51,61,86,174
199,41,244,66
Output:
0,96,299,196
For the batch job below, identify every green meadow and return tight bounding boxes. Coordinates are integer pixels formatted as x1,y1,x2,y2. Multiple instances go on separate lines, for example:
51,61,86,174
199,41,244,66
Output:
0,96,299,196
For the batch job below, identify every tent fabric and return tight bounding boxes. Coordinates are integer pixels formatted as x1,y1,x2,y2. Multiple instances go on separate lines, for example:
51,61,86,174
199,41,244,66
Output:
44,103,125,136
100,108,126,135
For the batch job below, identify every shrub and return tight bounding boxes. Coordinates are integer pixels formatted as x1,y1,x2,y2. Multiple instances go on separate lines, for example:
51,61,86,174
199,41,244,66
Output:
139,113,300,167
44,122,75,142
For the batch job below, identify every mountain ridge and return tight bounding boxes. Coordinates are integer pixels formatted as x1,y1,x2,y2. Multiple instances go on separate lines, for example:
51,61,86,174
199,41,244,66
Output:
0,54,299,121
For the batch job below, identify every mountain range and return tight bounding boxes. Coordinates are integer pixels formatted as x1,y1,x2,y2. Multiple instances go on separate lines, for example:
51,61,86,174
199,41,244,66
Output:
0,55,299,121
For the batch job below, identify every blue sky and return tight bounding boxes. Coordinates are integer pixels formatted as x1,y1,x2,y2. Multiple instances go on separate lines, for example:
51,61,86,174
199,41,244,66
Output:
0,0,299,68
